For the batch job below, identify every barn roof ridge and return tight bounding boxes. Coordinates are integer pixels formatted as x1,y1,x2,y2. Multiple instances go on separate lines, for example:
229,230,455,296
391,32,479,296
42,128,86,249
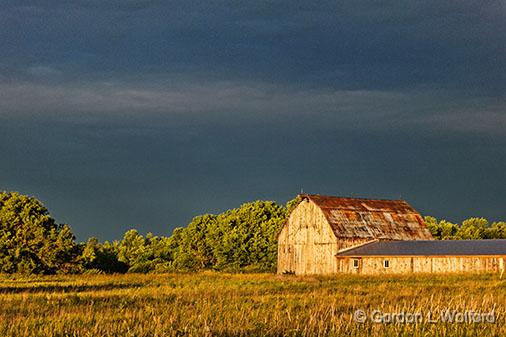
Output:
299,194,419,213
299,193,407,203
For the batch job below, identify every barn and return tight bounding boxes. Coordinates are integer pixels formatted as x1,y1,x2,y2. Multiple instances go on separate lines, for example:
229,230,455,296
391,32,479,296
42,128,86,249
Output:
277,194,506,275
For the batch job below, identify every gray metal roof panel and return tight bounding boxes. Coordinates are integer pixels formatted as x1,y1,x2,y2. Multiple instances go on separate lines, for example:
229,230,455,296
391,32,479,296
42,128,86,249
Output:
336,240,506,256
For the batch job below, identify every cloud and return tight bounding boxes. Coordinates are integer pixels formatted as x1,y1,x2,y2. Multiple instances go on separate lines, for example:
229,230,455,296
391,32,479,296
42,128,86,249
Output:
25,65,61,76
416,110,506,134
1,1,504,94
77,0,162,11
1,78,504,135
0,1,503,133
3,0,161,11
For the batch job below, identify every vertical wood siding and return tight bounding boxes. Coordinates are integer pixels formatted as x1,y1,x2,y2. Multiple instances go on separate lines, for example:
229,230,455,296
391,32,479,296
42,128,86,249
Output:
277,199,371,274
277,199,337,274
336,256,506,274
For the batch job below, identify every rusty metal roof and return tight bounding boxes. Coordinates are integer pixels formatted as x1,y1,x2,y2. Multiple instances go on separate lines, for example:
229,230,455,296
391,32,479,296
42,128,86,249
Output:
336,239,506,256
300,194,433,241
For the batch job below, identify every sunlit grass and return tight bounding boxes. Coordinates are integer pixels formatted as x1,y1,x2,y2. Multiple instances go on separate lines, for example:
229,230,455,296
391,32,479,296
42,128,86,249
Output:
0,272,504,336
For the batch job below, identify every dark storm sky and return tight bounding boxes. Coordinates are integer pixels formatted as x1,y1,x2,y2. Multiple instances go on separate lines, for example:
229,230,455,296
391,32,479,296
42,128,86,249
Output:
1,1,505,241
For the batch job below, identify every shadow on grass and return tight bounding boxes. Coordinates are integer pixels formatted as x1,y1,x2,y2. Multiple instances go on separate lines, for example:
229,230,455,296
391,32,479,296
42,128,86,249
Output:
0,282,145,294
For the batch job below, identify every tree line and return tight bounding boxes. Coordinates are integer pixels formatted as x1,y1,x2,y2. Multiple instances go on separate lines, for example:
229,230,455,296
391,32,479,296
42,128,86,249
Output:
424,216,505,240
0,191,504,274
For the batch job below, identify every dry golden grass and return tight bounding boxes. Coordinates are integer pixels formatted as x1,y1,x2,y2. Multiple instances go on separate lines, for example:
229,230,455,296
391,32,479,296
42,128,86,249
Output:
0,272,504,336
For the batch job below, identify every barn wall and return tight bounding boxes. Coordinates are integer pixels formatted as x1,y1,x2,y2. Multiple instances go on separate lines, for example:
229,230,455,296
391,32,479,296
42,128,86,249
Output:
337,256,506,275
277,199,342,275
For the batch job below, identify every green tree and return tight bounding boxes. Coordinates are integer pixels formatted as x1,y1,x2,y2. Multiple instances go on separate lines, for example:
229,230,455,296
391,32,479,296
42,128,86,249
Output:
487,222,506,239
211,201,286,272
0,191,79,274
171,201,287,272
40,224,81,273
80,237,127,273
117,229,149,272
456,218,489,239
424,216,506,240
172,215,218,271
424,216,459,240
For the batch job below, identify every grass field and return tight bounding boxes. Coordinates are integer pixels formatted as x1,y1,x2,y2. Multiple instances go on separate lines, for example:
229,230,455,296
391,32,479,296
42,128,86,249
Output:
0,272,504,336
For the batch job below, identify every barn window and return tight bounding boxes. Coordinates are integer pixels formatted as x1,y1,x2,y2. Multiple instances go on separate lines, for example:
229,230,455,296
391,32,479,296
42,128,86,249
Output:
383,260,390,268
352,259,360,269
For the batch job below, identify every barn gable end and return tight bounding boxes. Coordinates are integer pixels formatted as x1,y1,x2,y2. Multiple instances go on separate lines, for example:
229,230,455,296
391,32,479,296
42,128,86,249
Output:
277,197,340,275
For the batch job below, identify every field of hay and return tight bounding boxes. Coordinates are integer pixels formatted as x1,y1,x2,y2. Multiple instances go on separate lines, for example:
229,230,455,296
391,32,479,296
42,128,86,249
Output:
0,272,504,337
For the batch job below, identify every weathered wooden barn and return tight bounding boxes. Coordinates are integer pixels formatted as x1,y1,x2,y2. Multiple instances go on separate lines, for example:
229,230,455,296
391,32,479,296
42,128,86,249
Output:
277,194,506,275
